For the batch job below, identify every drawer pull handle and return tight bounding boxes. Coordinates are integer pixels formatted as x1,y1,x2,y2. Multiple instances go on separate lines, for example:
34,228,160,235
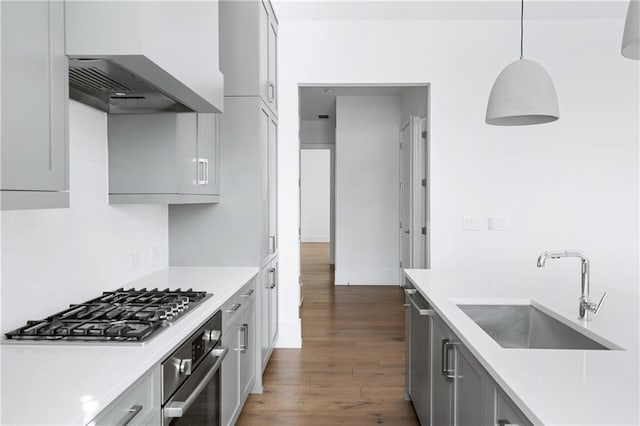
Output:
118,404,142,426
242,289,255,297
225,303,241,313
498,420,519,426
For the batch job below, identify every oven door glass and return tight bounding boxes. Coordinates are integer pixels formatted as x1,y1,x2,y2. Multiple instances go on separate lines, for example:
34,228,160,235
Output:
164,347,227,426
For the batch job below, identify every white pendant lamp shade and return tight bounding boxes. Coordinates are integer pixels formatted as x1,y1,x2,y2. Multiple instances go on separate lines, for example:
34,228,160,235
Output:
622,0,640,60
486,59,559,126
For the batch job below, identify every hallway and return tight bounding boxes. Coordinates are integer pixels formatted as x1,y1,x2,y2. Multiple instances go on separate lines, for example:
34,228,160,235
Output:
237,243,418,425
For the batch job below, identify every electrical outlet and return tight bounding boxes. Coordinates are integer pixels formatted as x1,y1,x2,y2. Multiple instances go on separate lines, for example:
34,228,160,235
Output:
150,247,160,263
488,217,507,231
129,253,140,269
463,216,482,231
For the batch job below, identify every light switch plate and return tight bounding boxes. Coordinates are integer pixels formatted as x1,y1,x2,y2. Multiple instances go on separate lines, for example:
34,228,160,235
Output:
488,217,507,231
463,216,482,231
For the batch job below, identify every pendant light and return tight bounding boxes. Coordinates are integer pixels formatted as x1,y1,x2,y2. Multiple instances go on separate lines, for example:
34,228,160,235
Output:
622,0,640,60
486,0,559,126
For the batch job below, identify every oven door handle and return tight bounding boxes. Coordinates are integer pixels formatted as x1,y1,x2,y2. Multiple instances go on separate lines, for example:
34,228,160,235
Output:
164,347,228,418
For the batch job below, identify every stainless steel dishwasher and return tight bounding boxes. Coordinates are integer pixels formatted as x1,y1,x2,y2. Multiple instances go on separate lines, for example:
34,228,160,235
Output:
404,286,433,425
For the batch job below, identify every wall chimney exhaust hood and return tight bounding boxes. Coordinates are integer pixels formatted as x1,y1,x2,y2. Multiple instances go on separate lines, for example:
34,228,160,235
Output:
65,1,224,114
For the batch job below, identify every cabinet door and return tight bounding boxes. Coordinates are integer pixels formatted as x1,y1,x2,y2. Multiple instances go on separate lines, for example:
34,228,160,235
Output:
240,300,256,399
268,116,278,255
409,302,431,425
269,260,279,347
267,16,278,111
221,324,241,426
1,0,67,192
260,105,271,261
455,344,493,426
259,0,270,102
496,389,533,426
432,316,454,426
189,113,220,196
260,265,271,371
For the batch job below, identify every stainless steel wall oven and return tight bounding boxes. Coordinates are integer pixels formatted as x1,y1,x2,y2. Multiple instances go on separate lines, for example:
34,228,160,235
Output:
162,311,227,425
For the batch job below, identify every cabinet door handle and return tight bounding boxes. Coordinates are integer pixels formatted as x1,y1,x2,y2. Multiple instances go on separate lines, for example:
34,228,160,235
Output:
268,267,277,289
498,420,519,426
197,158,209,185
240,323,249,353
225,303,241,313
269,235,276,253
268,81,275,102
269,267,277,289
441,339,455,380
117,404,143,426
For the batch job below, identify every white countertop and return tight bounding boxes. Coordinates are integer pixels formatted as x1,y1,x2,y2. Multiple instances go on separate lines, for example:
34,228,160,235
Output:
0,267,259,426
404,268,639,425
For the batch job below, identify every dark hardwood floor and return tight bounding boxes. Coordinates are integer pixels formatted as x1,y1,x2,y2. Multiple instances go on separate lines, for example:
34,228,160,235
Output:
237,243,419,425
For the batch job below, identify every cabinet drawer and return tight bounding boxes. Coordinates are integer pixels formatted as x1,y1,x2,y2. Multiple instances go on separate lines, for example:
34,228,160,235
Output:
89,365,161,426
222,279,256,334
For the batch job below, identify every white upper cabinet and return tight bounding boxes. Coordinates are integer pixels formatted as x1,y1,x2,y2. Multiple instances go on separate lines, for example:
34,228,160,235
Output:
220,0,278,115
65,0,224,113
1,0,69,210
108,113,220,204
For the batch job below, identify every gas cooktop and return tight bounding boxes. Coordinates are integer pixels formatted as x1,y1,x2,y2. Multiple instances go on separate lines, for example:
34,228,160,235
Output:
4,287,211,342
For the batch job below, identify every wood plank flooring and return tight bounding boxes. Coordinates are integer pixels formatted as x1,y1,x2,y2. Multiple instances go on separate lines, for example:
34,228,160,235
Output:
237,243,419,425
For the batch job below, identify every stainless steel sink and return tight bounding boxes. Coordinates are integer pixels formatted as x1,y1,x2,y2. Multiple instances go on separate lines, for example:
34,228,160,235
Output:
457,304,612,350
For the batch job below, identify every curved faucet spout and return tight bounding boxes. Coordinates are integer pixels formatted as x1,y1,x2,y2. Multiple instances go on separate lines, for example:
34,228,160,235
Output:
536,250,602,320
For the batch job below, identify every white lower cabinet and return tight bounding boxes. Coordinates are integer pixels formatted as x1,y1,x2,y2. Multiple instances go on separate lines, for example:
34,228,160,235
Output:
221,280,257,426
88,365,161,426
259,257,279,373
496,389,533,426
406,290,532,426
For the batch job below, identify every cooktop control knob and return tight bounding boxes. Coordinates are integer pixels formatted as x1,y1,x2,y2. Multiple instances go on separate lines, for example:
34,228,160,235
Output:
203,329,221,343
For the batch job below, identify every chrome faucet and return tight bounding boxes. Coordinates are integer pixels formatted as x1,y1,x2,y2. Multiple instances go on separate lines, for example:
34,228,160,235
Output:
536,250,607,320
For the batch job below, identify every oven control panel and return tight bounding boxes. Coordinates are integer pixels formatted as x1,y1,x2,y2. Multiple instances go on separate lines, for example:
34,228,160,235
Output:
162,310,222,402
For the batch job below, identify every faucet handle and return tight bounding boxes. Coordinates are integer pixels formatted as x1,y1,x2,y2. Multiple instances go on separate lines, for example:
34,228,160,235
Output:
593,291,607,315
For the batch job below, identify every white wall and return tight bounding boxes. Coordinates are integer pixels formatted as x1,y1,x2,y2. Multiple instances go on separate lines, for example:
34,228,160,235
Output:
301,149,331,242
335,96,401,284
401,86,428,125
0,101,169,333
300,119,335,145
276,16,639,355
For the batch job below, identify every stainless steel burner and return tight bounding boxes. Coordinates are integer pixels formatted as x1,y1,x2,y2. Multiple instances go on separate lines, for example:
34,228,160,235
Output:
4,288,211,342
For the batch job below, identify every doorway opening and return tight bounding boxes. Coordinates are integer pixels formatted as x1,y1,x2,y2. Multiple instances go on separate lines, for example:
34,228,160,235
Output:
298,84,430,303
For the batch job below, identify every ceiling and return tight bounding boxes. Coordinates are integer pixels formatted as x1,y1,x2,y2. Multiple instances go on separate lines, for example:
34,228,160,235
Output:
273,1,628,21
299,85,426,121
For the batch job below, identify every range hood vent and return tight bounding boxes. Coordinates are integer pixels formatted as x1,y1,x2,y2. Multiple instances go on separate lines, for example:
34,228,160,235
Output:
69,66,132,94
69,59,192,114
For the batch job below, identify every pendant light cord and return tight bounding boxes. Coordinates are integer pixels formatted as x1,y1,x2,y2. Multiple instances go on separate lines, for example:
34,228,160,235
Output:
520,0,524,59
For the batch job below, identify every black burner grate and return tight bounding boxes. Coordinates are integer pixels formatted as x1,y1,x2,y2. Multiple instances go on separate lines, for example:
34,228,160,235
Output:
5,288,210,342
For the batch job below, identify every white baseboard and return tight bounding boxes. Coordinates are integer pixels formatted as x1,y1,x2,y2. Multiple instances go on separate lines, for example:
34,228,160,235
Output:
334,268,399,285
274,318,302,348
301,235,330,243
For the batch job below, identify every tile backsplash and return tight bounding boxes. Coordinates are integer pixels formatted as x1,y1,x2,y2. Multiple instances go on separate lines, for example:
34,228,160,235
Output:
0,101,169,333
